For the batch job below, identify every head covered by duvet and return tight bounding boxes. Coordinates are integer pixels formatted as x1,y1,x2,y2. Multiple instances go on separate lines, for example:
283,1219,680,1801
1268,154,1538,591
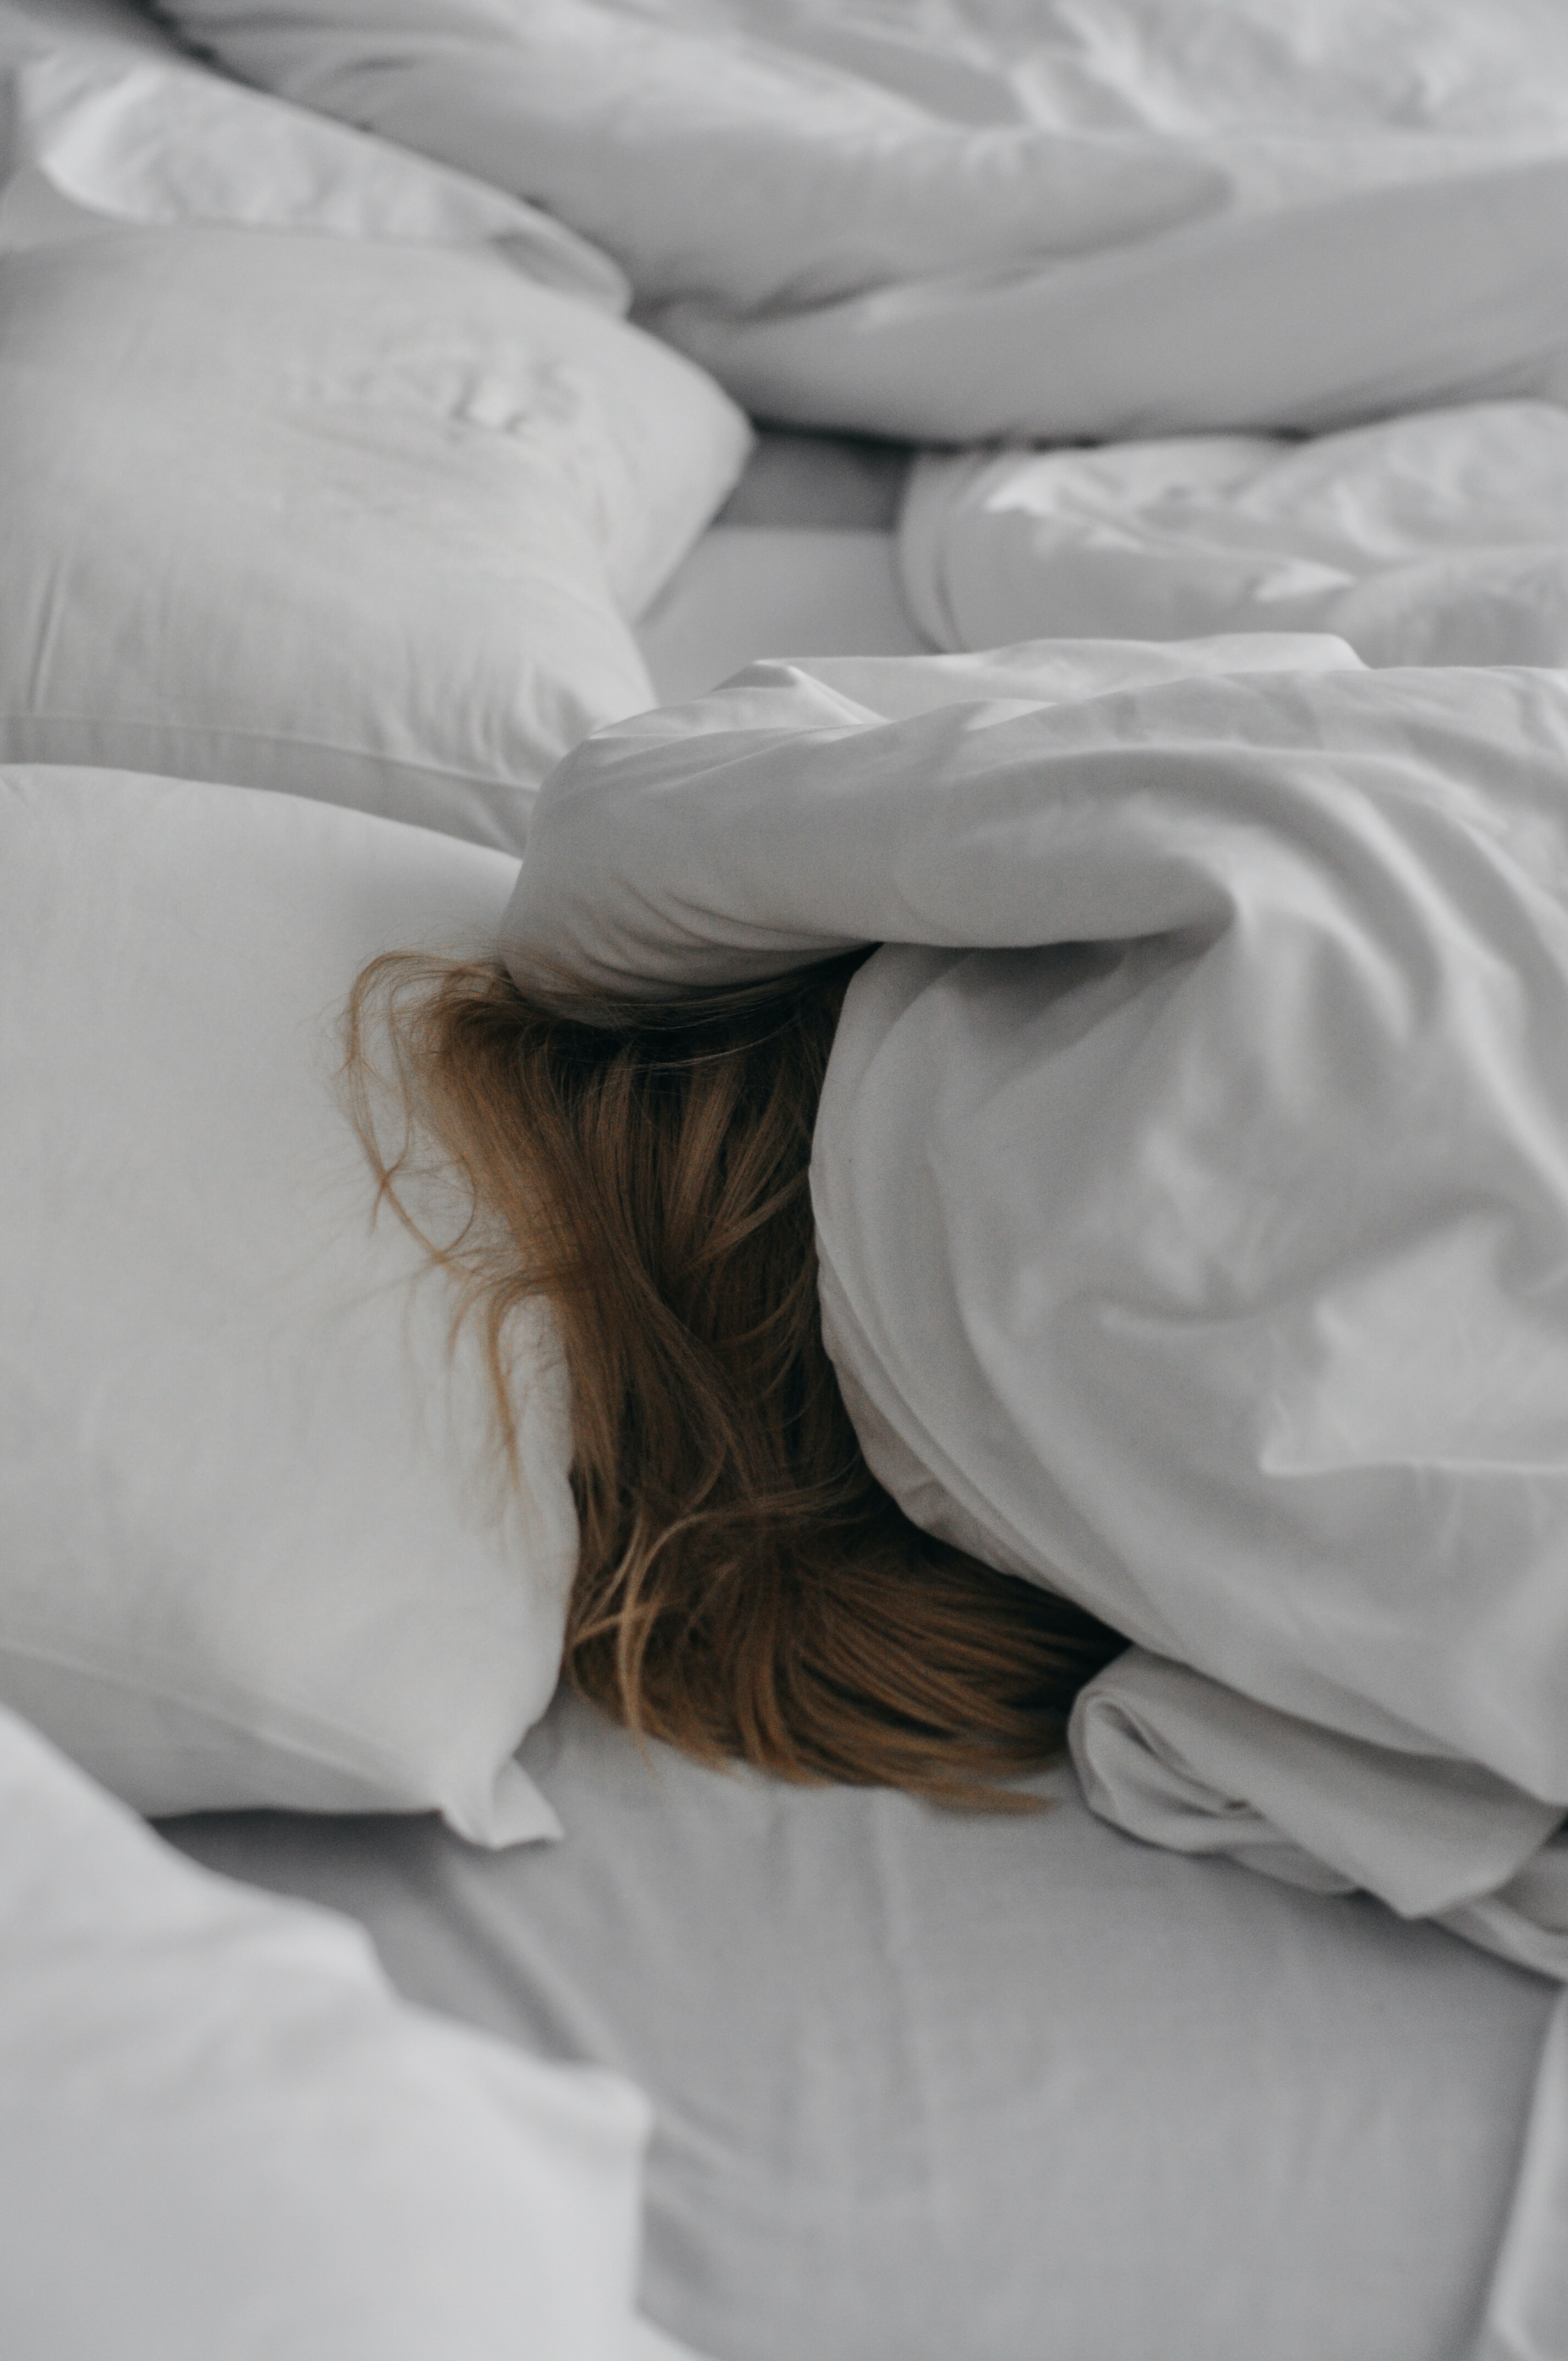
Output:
346,637,1568,1880
347,931,1121,1809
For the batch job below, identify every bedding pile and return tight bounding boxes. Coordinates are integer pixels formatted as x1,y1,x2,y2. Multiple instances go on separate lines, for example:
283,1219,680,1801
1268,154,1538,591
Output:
160,0,1568,438
7,1,1568,2352
503,639,1568,1974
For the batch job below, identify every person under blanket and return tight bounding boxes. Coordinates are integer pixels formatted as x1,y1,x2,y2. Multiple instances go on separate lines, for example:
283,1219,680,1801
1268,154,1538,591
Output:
347,634,1568,1967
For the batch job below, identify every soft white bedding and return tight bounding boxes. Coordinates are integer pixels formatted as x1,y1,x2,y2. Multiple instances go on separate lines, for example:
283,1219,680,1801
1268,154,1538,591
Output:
0,766,573,1842
159,0,1568,438
902,404,1568,668
166,1687,1567,2361
0,1702,690,2361
486,632,1568,2340
502,639,1568,1949
1072,1651,1568,1981
634,430,927,702
0,32,624,304
7,9,1566,2353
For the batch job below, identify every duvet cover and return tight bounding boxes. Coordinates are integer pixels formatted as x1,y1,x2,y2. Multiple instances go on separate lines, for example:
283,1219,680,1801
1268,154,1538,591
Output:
163,0,1568,438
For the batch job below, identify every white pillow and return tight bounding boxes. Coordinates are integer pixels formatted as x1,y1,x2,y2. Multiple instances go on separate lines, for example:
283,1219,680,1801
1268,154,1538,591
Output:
0,765,573,1844
0,1702,680,2361
0,217,749,851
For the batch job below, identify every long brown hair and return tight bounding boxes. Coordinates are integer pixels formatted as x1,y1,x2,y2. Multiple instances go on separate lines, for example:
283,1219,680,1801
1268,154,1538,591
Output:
345,948,1120,1807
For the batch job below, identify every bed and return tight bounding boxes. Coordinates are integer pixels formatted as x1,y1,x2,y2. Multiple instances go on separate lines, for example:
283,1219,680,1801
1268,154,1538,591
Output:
166,1689,1562,2361
2,4,1567,2357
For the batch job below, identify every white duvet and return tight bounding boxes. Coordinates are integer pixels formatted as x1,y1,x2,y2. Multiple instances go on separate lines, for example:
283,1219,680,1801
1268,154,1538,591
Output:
902,401,1568,671
162,0,1568,438
501,637,1568,1971
0,1701,695,2361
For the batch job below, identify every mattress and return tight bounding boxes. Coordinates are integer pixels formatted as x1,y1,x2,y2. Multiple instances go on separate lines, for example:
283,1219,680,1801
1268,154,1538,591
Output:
166,1690,1558,2361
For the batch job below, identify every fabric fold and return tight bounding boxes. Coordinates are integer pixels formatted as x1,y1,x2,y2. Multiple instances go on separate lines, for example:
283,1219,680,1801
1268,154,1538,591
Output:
900,403,1568,670
505,640,1568,1967
1069,1647,1566,1939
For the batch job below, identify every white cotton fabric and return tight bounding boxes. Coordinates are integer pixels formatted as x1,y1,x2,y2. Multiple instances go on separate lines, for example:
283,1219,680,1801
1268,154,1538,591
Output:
1069,1651,1568,1970
0,41,628,308
0,766,574,1843
0,1701,678,2361
159,0,1568,437
0,0,173,64
503,638,1568,1936
0,219,747,850
156,0,1223,312
171,1684,1568,2361
1477,1998,1568,2361
901,403,1568,670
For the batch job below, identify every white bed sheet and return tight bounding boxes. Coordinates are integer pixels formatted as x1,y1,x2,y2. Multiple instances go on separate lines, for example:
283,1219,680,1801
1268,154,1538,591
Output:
165,1689,1561,2361
635,525,929,706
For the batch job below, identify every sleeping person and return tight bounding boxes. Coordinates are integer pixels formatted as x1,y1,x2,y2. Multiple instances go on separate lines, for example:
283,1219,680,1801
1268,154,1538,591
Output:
349,635,1568,1971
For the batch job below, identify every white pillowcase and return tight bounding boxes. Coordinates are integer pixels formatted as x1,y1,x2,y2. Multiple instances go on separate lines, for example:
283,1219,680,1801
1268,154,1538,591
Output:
0,215,748,851
0,765,573,1843
0,1702,679,2361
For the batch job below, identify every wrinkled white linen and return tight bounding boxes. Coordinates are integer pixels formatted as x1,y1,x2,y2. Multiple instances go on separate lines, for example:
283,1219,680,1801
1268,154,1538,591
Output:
503,637,1568,1947
1064,1646,1568,2346
0,39,625,305
161,0,1568,438
0,1701,690,2361
1070,1650,1568,1973
0,15,753,851
159,0,1223,311
0,194,750,840
171,1681,1568,2361
902,402,1568,669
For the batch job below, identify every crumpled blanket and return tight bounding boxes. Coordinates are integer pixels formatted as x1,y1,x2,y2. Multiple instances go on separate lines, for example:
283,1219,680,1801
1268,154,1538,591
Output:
0,1700,688,2360
901,401,1568,670
1071,1648,1568,1978
159,0,1568,438
502,636,1568,1971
